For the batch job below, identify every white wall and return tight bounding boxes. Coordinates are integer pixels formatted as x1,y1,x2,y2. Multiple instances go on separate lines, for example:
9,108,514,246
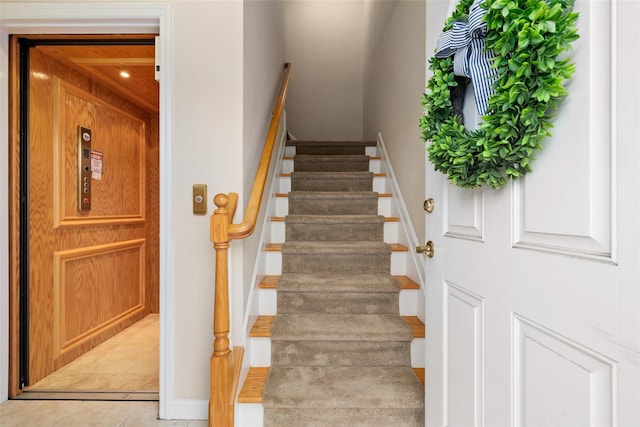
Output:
284,0,366,140
170,1,244,405
241,0,286,344
0,0,265,420
362,0,426,240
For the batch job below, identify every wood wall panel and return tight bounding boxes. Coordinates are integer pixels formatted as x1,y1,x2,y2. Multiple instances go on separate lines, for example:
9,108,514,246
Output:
146,113,160,313
54,78,146,227
53,239,146,358
22,47,159,385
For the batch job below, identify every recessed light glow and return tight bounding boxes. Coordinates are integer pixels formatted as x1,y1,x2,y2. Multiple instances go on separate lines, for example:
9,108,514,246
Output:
31,71,49,80
119,71,131,78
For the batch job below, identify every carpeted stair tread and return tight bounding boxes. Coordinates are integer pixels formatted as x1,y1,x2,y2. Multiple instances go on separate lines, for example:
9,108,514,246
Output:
263,407,424,427
262,366,424,409
293,154,370,172
285,215,384,241
277,273,400,293
290,171,373,192
282,240,390,255
288,191,378,199
270,313,414,342
285,214,383,225
286,140,377,147
261,140,424,425
270,340,411,366
287,191,379,215
291,171,373,179
277,291,399,314
286,140,377,156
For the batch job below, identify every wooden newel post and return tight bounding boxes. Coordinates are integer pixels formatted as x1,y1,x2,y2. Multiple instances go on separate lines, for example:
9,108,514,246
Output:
209,193,232,427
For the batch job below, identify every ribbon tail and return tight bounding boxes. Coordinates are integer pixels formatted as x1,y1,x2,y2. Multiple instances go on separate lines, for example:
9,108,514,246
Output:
468,38,498,116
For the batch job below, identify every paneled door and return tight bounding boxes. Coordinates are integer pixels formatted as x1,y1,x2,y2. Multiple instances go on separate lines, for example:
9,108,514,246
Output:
423,0,640,425
25,46,151,385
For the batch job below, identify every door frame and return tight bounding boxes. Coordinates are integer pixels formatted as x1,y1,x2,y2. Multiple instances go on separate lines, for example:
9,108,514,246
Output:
0,3,174,419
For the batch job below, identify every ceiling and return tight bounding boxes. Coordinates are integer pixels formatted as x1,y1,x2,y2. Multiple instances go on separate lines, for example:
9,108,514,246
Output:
35,40,159,112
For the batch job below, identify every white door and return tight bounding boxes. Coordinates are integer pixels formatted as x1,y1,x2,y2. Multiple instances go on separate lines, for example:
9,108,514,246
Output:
424,0,640,426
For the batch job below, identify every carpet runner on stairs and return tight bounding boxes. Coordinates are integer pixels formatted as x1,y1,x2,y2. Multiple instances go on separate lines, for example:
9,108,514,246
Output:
262,140,425,426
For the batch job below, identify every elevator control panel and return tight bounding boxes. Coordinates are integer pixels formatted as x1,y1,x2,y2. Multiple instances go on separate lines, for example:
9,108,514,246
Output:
78,126,92,211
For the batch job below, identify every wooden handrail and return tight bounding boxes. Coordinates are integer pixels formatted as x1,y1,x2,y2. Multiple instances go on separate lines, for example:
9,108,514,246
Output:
209,63,291,427
229,62,292,239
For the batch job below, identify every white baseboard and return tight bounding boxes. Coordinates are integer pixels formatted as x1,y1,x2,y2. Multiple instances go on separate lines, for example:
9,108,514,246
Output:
167,399,208,421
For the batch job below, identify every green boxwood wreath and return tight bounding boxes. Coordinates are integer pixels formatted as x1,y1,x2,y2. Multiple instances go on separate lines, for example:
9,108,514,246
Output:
420,0,579,189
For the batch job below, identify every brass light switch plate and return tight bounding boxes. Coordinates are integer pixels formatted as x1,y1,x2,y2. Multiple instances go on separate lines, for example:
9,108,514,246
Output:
193,184,207,215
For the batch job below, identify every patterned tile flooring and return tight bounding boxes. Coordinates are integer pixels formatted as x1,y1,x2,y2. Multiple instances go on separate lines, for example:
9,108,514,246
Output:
0,315,203,426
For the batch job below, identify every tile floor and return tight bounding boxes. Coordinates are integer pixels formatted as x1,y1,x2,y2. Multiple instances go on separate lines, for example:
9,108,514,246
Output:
0,315,182,426
0,400,207,426
30,314,159,392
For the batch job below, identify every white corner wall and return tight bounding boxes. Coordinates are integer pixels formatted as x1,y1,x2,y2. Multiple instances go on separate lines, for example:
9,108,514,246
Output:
362,0,427,240
241,0,286,345
284,0,366,140
0,0,249,420
170,2,244,412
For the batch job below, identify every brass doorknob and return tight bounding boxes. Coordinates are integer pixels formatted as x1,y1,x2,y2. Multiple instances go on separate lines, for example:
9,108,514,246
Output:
416,241,435,258
423,198,435,213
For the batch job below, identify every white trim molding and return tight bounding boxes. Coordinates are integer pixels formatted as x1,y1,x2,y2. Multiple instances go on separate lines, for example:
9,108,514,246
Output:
0,2,175,420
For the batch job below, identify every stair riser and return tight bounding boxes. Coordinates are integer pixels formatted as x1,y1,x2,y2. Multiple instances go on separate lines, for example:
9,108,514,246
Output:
285,222,383,241
282,158,382,173
256,140,424,426
282,254,390,274
270,341,411,367
265,251,408,276
258,288,420,317
276,195,391,216
271,221,397,243
287,197,378,215
293,159,370,172
279,175,386,193
290,177,373,192
294,146,366,155
277,292,399,314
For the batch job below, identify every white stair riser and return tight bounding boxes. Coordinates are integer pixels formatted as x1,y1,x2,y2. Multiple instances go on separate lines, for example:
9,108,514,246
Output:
282,158,294,173
369,158,381,173
259,289,277,315
390,251,407,275
237,403,263,427
373,176,387,193
250,337,271,367
411,338,425,368
274,197,288,217
399,289,418,316
279,176,290,193
270,222,285,244
265,252,282,275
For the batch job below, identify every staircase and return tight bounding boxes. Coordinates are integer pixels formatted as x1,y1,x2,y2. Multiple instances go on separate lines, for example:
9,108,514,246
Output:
237,140,425,426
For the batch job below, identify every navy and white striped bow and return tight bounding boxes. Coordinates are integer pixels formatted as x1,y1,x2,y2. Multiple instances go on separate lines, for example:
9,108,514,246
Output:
435,0,497,116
